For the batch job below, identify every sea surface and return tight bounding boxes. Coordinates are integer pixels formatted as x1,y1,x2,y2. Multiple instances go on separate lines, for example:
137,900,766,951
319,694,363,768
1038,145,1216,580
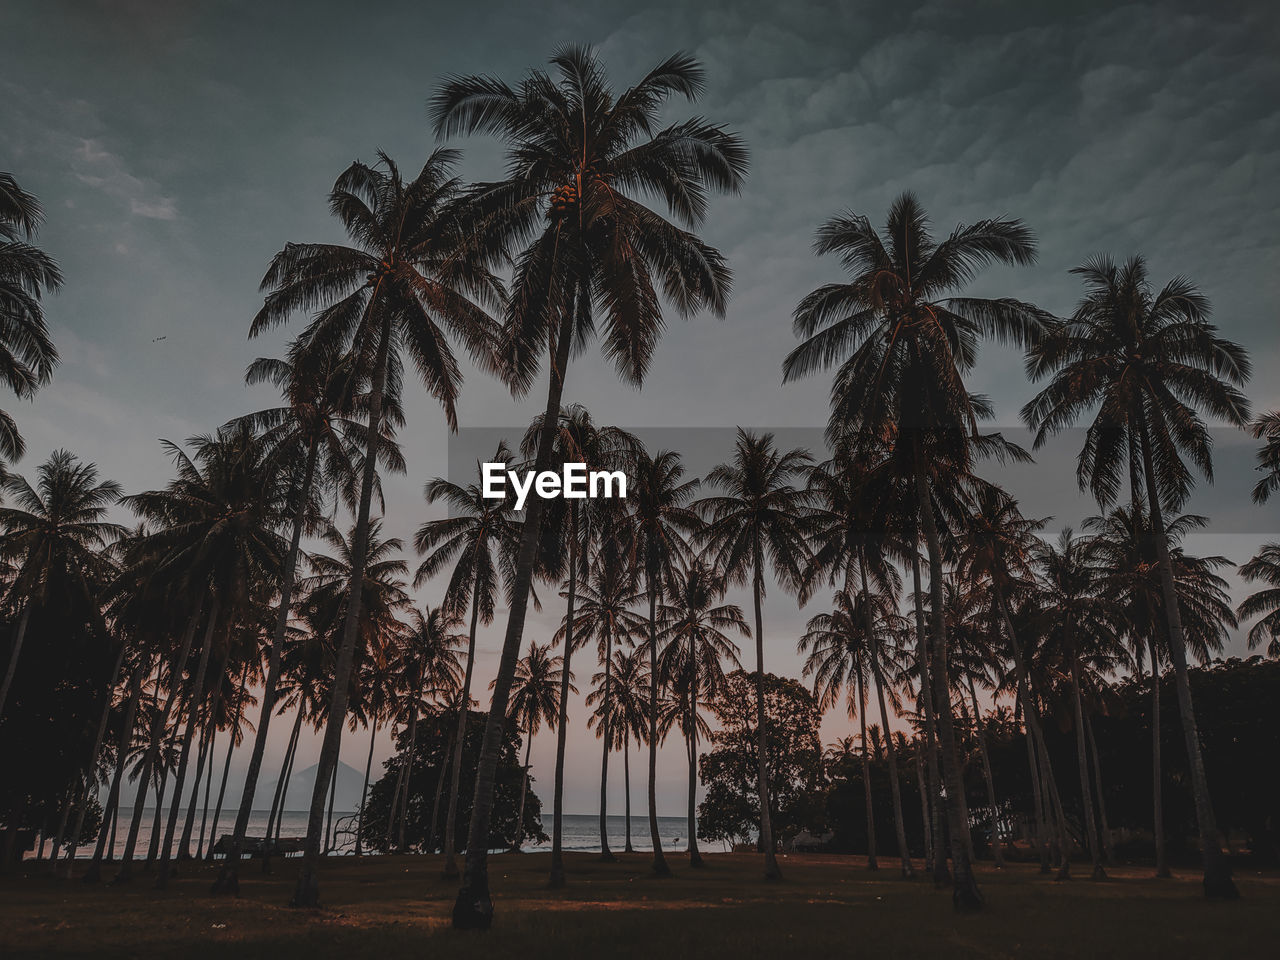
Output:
78,810,691,859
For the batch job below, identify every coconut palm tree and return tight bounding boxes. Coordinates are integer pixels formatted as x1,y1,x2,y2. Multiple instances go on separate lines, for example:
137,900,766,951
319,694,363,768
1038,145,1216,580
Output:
653,557,745,866
431,47,746,926
570,545,644,859
1033,529,1123,879
1087,506,1237,877
1024,255,1250,898
503,642,569,851
588,648,650,853
697,429,813,880
121,425,288,887
785,193,1045,910
0,173,61,466
0,451,124,720
529,406,638,885
1239,545,1280,658
250,148,501,908
414,445,522,877
213,342,372,894
799,588,901,871
625,447,701,875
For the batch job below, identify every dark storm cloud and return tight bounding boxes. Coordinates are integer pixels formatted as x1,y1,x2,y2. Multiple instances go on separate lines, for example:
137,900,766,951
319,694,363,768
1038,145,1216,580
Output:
3,0,1277,808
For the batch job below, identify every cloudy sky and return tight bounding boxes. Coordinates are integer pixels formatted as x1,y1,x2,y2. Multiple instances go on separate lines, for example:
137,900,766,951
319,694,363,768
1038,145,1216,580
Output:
3,0,1278,816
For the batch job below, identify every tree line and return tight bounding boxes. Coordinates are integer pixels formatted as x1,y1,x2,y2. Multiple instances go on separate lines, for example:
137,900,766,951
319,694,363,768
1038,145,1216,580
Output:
3,47,1280,928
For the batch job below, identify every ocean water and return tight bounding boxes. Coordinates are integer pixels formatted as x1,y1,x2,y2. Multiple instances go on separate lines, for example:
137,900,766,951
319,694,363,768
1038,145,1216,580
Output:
523,814,691,853
80,810,692,859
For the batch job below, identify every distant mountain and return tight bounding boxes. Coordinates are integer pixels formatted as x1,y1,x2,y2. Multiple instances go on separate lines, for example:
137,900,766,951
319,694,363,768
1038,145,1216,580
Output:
261,759,369,812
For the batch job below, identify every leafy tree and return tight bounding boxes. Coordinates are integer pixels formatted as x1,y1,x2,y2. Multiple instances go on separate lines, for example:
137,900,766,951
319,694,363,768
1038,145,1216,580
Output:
698,671,824,851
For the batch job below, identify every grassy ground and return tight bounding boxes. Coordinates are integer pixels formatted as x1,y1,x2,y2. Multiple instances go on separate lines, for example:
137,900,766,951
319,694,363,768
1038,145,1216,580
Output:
3,852,1278,959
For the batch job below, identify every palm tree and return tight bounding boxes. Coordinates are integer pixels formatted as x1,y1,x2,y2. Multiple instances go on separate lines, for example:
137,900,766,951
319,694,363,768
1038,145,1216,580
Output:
1024,255,1250,898
530,405,637,885
213,342,369,894
654,558,745,866
626,447,701,875
1088,506,1237,877
0,451,123,720
0,173,61,466
698,429,812,880
799,588,899,871
1240,545,1280,658
504,642,569,851
588,648,650,853
570,546,644,859
250,149,500,908
785,193,1044,910
414,445,522,878
1034,529,1123,879
431,47,746,927
121,426,288,887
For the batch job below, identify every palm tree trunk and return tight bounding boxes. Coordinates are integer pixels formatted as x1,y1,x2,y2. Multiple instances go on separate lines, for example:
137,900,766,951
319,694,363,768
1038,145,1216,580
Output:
396,704,419,854
912,444,981,911
1148,641,1170,878
598,627,615,862
183,720,212,859
292,308,391,908
453,302,575,930
213,440,317,894
60,640,128,874
997,588,1070,878
751,559,781,881
873,667,914,877
1139,422,1236,898
963,666,1004,868
385,744,407,851
264,708,304,870
430,728,454,853
1069,651,1106,878
206,662,248,860
443,577,483,877
911,552,947,885
687,649,703,868
84,657,149,882
113,600,205,882
646,574,671,877
0,605,31,722
914,744,931,868
857,670,878,870
197,726,217,859
354,723,376,856
549,503,578,888
858,554,912,877
1083,706,1114,865
624,734,634,853
323,761,338,854
514,727,532,850
155,600,221,888
146,768,169,868
1023,709,1051,873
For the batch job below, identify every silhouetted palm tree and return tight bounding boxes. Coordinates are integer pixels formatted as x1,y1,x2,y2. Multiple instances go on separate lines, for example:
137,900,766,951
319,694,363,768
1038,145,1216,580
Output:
251,148,500,907
588,648,650,853
414,445,522,878
0,451,123,719
1240,545,1280,658
431,46,745,926
1024,255,1249,898
653,558,744,866
0,173,61,465
626,447,700,875
785,193,1044,910
504,642,570,851
697,429,812,879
